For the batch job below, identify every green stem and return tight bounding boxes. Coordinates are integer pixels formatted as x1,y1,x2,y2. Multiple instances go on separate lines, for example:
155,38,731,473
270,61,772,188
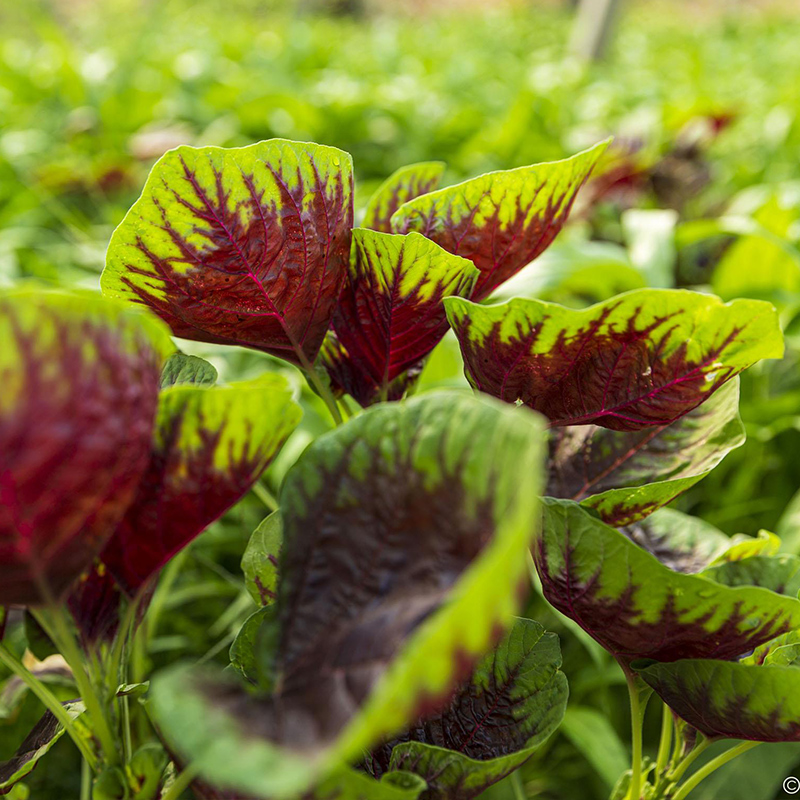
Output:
667,738,712,785
510,770,527,800
33,607,119,766
81,754,92,800
297,351,343,426
625,673,650,800
141,550,187,651
251,481,279,512
106,593,142,696
655,702,673,781
0,642,97,769
526,550,540,590
121,673,133,764
161,763,200,800
672,742,760,800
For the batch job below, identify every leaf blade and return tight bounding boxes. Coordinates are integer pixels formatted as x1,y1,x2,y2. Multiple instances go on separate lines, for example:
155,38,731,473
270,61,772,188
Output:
327,229,478,405
547,378,745,525
392,141,609,300
379,619,568,800
636,659,800,742
101,139,354,365
535,499,800,667
100,374,302,593
0,288,172,604
446,289,783,431
151,391,547,799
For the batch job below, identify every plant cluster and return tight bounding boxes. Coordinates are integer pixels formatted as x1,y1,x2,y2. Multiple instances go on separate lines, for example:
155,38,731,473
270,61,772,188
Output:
2,136,800,800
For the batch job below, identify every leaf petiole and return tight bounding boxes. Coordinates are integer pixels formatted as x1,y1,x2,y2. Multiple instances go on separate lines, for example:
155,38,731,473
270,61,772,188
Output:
510,770,527,800
655,702,673,782
295,346,344,426
251,481,279,512
625,672,651,800
671,741,761,800
666,736,712,785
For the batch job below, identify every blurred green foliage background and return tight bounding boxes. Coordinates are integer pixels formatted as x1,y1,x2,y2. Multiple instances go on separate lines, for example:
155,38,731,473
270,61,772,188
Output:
2,0,800,797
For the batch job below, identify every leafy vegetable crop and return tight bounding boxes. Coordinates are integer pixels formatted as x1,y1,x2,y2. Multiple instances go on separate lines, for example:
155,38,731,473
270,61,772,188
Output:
0,135,797,800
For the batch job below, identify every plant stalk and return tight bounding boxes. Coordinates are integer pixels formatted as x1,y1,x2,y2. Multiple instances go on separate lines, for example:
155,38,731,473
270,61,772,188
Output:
625,672,650,800
33,607,119,766
81,754,92,800
667,737,712,784
252,481,279,512
510,770,527,800
672,741,760,800
135,549,188,683
106,592,142,696
655,702,673,781
296,349,343,426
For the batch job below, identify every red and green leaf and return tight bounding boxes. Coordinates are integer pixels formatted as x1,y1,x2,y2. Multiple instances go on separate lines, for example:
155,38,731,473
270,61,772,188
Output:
100,374,302,595
619,509,732,574
742,631,800,668
701,554,800,597
151,392,547,799
392,141,609,301
622,511,783,576
546,378,745,525
325,229,478,406
446,289,783,431
317,331,424,408
370,619,568,800
636,659,800,742
534,499,800,668
363,161,445,233
0,288,172,605
101,139,354,367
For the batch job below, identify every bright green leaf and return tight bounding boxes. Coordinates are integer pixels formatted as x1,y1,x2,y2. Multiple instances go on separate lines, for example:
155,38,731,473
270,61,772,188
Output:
160,352,218,388
241,512,282,607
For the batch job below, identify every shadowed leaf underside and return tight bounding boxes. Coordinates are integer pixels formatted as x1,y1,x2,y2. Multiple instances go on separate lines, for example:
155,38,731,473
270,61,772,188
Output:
101,139,354,366
326,230,478,406
151,392,546,799
369,619,568,800
0,289,172,605
535,500,800,667
67,561,127,645
546,378,745,525
100,374,301,594
619,509,731,573
446,289,782,431
392,142,608,301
